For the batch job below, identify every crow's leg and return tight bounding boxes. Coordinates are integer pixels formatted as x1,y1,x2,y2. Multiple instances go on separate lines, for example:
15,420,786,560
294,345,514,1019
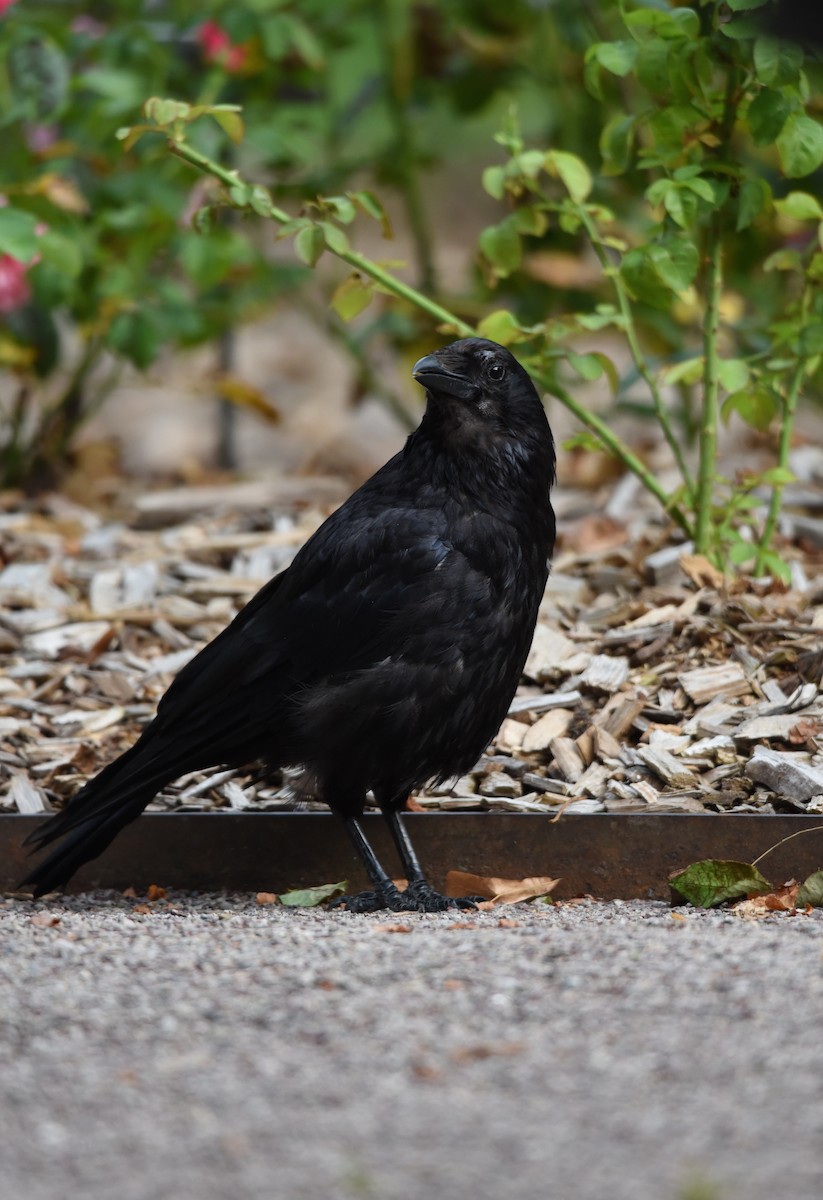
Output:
380,805,480,913
334,817,409,913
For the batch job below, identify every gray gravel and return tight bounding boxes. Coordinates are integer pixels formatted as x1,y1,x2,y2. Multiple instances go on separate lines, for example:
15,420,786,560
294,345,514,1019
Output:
2,893,822,1200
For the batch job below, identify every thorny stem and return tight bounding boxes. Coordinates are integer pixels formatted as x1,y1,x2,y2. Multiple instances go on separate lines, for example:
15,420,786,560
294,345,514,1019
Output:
754,294,809,573
169,137,694,535
696,216,723,556
577,208,693,492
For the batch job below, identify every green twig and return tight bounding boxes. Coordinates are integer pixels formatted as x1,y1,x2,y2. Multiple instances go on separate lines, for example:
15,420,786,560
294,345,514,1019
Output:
168,136,693,536
578,209,693,492
696,216,723,556
754,355,804,572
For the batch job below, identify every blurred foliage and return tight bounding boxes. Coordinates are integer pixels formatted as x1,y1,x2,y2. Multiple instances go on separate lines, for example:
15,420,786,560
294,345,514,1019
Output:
1,0,823,576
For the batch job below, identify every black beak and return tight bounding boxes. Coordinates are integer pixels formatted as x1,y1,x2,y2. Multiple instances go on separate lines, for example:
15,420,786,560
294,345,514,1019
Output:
412,354,477,401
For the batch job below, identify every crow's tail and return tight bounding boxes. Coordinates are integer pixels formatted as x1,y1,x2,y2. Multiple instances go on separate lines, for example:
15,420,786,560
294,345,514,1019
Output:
20,733,184,897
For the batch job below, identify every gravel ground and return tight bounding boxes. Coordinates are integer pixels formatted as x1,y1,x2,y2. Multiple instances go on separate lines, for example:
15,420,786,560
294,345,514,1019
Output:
1,894,822,1200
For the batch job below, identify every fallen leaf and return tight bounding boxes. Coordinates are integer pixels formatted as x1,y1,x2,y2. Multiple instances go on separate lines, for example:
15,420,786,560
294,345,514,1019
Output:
670,859,772,909
679,553,725,589
445,870,560,904
562,514,627,555
497,918,521,928
122,886,138,899
797,870,823,908
443,979,465,989
373,923,413,933
279,880,348,907
255,891,278,905
445,921,478,930
147,884,167,901
132,904,152,914
31,913,60,927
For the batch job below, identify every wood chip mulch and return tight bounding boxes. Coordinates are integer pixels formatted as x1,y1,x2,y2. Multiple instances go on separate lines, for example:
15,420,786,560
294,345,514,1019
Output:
2,482,823,821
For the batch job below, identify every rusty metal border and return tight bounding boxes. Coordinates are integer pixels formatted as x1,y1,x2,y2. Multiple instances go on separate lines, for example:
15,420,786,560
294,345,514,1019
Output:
3,812,823,899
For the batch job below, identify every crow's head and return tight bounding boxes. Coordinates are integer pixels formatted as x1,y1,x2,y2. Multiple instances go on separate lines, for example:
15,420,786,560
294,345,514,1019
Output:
412,338,552,458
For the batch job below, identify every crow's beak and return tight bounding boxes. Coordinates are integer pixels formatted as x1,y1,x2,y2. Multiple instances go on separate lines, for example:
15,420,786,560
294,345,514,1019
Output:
412,354,477,401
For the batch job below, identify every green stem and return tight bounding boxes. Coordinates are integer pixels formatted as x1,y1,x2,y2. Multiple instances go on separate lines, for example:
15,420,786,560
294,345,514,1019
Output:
578,209,693,492
379,4,437,292
168,137,693,535
754,356,804,572
696,215,723,555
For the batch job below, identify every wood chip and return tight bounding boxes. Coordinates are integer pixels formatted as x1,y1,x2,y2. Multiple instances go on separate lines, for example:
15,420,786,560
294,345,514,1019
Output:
521,708,573,753
524,625,576,681
548,737,586,782
636,746,696,788
678,663,752,704
8,772,51,814
744,746,823,804
580,654,629,694
593,694,646,738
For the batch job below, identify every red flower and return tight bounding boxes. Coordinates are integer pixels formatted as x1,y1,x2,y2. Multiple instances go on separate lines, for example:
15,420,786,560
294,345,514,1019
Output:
0,255,31,312
197,20,247,73
0,0,18,16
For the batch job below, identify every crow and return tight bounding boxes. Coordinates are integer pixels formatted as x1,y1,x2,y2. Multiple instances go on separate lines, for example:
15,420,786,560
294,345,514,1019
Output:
22,338,556,911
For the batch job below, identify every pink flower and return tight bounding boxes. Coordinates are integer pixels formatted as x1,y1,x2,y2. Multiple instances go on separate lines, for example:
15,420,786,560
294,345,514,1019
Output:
0,0,18,16
0,255,31,312
197,20,247,73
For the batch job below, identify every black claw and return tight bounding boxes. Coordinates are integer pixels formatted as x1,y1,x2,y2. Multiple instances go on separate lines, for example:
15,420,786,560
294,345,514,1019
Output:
333,880,480,914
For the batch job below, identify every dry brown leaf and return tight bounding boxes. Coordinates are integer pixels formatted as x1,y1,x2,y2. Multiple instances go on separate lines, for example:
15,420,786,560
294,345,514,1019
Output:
132,904,152,915
31,913,60,927
735,883,799,918
446,869,560,904
255,892,278,905
679,553,725,589
147,884,167,901
562,515,627,555
497,918,521,928
122,886,138,899
373,923,413,934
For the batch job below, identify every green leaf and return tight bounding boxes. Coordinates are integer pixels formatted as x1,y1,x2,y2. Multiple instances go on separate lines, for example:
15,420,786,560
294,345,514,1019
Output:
567,350,603,381
775,191,823,220
479,217,522,278
796,870,823,908
721,385,778,431
144,97,192,127
211,109,244,144
753,37,803,87
759,466,794,485
799,323,823,356
737,178,771,230
0,208,40,262
662,357,704,386
36,231,82,279
248,185,273,217
331,274,373,321
8,36,70,121
546,151,592,202
294,224,325,267
320,221,350,255
482,166,506,201
763,247,801,271
747,88,792,145
670,860,772,908
648,238,699,291
777,114,823,178
663,185,698,229
624,7,699,40
325,196,357,225
278,880,348,907
727,0,770,9
620,248,672,309
350,191,393,238
594,41,637,76
600,114,634,176
107,309,160,371
717,358,751,392
476,310,535,346
635,38,671,96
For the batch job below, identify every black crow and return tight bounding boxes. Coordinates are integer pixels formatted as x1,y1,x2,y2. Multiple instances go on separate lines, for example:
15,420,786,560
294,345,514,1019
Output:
22,338,556,911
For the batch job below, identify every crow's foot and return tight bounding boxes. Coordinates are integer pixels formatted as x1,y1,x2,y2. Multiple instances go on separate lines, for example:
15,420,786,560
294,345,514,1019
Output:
334,879,481,914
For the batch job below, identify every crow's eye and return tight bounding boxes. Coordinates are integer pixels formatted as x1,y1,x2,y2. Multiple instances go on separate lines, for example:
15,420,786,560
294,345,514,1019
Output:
488,362,506,382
